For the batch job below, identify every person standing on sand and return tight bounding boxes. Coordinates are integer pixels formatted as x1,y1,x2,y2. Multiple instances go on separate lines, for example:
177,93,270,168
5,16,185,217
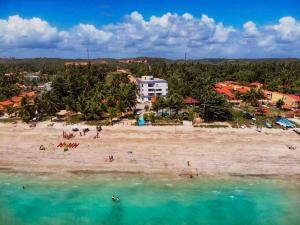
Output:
187,161,190,166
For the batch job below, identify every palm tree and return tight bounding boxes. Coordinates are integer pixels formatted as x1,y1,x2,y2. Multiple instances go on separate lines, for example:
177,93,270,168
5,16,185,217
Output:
238,89,264,107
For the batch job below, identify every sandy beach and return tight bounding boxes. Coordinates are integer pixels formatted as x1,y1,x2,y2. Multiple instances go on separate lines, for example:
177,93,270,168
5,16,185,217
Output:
0,122,299,177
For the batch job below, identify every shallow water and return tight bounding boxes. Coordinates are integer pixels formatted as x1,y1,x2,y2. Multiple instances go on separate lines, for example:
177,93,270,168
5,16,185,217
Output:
0,173,300,225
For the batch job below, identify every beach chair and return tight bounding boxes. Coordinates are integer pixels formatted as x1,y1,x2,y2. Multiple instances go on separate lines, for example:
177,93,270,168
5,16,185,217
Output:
57,142,63,148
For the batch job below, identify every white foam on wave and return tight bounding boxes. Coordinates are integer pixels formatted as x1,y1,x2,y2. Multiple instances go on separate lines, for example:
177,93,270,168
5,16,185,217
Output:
211,190,221,195
161,178,170,182
229,195,235,199
39,176,49,180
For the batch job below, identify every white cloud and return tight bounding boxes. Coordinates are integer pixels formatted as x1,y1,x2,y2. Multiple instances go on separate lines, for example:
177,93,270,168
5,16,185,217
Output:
59,24,112,50
0,13,299,58
212,23,235,43
182,13,193,20
0,15,59,48
269,16,300,42
243,21,259,37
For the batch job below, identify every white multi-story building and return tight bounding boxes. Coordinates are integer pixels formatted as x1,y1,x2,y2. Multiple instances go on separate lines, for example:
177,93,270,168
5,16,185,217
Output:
137,76,168,102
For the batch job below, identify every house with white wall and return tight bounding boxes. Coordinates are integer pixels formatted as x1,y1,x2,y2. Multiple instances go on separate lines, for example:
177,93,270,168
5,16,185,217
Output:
137,76,168,102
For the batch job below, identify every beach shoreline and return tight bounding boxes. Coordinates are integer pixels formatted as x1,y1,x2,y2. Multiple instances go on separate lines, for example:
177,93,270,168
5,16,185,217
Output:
0,122,299,177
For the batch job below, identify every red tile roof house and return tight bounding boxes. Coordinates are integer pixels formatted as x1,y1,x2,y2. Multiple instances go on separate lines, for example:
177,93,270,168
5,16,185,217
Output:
183,97,200,105
0,91,37,112
0,100,13,108
236,86,251,94
19,91,36,98
250,82,263,88
215,87,235,99
287,94,300,109
11,96,22,103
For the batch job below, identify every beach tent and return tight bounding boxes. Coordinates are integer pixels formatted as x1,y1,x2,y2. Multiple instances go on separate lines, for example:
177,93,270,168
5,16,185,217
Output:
275,117,295,128
138,117,145,126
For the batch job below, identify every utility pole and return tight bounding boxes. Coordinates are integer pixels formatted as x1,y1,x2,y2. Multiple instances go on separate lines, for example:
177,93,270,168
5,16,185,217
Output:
86,47,90,62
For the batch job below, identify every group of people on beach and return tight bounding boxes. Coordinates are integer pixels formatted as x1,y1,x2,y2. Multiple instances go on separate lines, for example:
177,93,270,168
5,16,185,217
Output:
108,155,114,162
63,131,75,139
79,128,90,136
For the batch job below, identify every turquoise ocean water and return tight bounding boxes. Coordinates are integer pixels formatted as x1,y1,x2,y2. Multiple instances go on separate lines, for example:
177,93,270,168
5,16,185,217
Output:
0,172,300,225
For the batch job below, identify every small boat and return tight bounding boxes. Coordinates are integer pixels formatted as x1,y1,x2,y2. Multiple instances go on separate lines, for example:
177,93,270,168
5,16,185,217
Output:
264,121,272,128
293,128,300,135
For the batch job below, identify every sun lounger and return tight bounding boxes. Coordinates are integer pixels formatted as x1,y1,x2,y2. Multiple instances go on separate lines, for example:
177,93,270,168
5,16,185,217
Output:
57,142,63,147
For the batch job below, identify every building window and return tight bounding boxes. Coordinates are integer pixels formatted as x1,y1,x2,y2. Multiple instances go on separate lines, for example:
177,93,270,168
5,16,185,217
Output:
156,89,162,91
148,84,154,87
148,89,154,92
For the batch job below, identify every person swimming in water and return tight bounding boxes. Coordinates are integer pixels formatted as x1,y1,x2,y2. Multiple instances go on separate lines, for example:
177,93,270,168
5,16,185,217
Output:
112,195,120,202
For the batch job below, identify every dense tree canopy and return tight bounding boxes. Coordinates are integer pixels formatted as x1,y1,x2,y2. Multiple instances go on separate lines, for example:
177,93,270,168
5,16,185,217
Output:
0,58,299,122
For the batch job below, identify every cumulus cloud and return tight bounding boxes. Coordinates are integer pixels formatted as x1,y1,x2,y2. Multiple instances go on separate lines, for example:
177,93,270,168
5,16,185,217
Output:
59,24,112,50
0,15,59,48
269,16,300,42
243,21,259,37
0,12,299,58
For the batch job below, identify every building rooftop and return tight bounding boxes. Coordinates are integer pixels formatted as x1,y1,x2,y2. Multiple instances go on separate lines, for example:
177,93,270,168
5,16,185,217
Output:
137,76,167,83
183,97,200,104
0,100,13,106
287,94,300,101
11,96,22,103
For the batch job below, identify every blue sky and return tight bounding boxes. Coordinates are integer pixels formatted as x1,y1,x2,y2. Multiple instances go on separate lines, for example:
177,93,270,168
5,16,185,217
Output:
0,0,300,58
